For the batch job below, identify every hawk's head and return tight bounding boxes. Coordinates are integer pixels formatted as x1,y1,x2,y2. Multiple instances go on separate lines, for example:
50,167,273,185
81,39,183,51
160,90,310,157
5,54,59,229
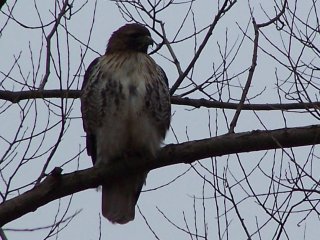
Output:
106,23,154,54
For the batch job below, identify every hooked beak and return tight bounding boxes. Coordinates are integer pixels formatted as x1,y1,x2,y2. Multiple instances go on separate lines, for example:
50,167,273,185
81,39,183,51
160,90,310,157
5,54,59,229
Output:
145,35,154,46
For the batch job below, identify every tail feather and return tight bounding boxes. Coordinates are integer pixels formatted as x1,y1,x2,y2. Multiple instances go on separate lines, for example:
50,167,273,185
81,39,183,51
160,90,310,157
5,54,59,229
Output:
102,174,146,224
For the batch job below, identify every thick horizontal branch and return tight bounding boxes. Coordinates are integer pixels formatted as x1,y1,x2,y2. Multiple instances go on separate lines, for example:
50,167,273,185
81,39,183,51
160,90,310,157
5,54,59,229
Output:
0,89,319,111
1,124,320,226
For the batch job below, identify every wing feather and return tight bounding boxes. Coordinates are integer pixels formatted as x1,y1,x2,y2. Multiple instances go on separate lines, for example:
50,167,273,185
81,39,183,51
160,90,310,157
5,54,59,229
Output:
81,57,101,164
144,64,171,139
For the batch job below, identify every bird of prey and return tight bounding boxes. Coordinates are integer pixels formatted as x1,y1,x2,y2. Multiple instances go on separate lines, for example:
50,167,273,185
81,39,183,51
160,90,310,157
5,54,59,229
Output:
80,23,171,224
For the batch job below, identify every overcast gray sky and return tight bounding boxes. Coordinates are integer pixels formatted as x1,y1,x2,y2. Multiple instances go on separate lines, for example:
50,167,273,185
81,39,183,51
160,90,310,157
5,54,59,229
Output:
1,0,320,239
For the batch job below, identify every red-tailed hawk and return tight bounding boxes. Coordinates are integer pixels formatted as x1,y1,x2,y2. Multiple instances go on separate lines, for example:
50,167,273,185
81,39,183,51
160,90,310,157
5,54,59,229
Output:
81,24,171,224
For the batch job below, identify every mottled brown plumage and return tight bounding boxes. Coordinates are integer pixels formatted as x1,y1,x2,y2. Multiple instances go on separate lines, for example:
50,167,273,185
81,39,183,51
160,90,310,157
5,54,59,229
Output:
81,23,171,224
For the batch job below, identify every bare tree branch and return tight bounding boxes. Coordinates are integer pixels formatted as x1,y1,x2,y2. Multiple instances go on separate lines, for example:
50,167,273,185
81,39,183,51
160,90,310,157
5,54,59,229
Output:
1,124,320,226
0,228,8,240
1,90,320,111
229,18,259,133
171,96,320,111
169,0,236,95
38,0,71,90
